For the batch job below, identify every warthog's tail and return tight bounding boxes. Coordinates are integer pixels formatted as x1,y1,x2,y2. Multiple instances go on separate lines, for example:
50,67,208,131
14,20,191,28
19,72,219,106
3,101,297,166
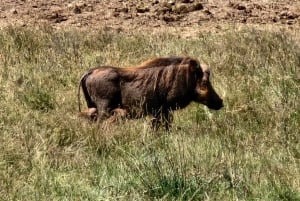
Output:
78,70,94,112
78,74,85,112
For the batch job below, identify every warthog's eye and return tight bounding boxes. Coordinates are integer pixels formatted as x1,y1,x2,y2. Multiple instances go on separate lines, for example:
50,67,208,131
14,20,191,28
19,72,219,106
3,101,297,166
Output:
199,80,208,91
201,80,208,86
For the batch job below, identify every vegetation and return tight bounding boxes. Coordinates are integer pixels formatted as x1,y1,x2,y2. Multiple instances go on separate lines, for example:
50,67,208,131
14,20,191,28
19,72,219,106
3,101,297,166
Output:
0,25,299,200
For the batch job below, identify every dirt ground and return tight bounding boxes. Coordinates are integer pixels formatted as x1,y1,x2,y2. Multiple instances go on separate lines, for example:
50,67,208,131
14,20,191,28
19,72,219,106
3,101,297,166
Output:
0,0,299,35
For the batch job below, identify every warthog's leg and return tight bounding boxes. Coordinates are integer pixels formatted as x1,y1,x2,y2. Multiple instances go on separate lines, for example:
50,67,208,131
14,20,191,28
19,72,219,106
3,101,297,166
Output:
151,108,172,131
151,117,160,131
162,109,173,131
96,98,124,122
95,99,112,122
79,107,98,121
107,108,127,123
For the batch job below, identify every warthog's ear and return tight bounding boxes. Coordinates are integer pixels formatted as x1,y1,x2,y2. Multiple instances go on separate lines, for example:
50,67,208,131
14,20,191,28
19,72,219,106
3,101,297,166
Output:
189,58,200,67
200,63,210,82
200,64,210,92
202,70,210,82
184,58,201,78
184,58,200,69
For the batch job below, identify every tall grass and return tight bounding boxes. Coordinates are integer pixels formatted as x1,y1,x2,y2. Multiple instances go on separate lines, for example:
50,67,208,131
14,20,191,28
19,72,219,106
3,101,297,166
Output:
0,25,299,200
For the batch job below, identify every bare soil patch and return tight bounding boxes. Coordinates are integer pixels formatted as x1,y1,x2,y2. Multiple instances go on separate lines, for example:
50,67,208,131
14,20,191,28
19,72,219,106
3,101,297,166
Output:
1,0,299,34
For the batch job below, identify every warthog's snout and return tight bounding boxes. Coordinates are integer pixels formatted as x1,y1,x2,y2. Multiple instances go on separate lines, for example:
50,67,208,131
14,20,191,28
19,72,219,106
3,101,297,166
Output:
207,98,223,110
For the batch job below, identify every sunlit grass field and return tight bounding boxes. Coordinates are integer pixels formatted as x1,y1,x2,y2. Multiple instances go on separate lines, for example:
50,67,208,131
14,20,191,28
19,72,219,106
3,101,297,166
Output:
0,25,299,200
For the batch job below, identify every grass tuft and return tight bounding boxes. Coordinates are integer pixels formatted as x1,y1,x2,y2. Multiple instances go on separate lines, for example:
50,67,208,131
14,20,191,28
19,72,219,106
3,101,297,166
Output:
22,87,55,112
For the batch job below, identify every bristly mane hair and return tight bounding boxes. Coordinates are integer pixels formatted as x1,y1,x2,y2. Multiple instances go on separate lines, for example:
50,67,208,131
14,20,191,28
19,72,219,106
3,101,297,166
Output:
139,56,184,67
126,56,189,70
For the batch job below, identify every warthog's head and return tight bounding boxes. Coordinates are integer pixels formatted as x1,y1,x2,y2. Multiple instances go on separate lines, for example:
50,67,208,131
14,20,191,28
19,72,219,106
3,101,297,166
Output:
194,63,223,110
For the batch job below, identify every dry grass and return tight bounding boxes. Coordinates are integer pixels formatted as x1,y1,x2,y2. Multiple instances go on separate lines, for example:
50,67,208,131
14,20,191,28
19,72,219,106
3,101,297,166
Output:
0,25,299,200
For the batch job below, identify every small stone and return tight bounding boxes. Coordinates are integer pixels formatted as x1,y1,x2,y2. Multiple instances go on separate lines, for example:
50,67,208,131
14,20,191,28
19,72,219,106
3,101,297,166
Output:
112,11,120,17
11,8,18,14
86,4,94,12
279,11,287,19
76,2,87,9
173,3,189,14
152,0,159,4
115,7,129,13
73,6,81,14
191,3,203,11
236,4,246,10
272,16,280,22
286,11,298,19
278,11,299,20
230,2,246,10
167,0,175,6
136,6,150,13
48,13,68,23
180,0,193,3
203,8,212,15
161,0,175,8
161,15,175,22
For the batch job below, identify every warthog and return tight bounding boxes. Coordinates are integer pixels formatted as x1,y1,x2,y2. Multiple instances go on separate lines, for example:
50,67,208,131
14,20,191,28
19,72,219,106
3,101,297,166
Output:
78,56,223,129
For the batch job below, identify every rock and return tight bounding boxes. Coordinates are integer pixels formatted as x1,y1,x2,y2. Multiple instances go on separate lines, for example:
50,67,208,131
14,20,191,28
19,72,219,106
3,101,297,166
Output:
73,6,81,14
11,8,18,14
216,25,221,29
155,3,172,15
279,11,299,19
115,7,129,13
152,0,159,5
288,13,298,19
86,4,94,12
272,16,280,22
236,4,246,10
241,17,247,23
173,3,189,14
136,6,150,13
191,3,203,11
230,2,246,10
162,16,175,22
48,13,68,23
172,2,203,13
161,15,176,22
160,0,175,8
203,8,212,15
68,1,91,13
167,0,176,6
180,0,193,3
112,11,120,17
75,2,87,9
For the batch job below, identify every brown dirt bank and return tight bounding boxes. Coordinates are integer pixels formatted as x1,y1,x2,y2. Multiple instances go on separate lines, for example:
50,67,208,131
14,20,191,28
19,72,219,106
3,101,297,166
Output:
0,0,299,36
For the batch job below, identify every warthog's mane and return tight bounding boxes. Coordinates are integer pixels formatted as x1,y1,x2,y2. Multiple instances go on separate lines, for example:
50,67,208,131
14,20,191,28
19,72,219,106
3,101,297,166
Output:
137,56,186,68
121,56,198,71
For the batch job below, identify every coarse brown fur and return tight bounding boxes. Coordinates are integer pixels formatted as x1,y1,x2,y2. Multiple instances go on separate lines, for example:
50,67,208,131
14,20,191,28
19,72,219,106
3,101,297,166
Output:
78,56,223,129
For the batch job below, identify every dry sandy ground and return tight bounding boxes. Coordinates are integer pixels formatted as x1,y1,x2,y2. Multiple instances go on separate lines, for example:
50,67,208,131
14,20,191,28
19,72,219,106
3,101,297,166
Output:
0,0,299,35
